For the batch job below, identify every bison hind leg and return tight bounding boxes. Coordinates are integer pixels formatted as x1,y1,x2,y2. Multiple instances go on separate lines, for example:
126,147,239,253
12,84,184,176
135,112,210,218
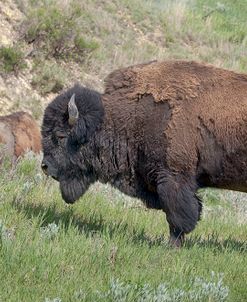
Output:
157,171,202,247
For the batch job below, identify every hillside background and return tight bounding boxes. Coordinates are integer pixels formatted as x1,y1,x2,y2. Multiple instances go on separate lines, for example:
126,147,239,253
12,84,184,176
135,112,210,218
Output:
1,0,247,118
0,1,247,301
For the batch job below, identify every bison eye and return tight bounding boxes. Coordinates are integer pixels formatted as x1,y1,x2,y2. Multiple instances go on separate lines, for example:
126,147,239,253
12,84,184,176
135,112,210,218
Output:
55,130,68,139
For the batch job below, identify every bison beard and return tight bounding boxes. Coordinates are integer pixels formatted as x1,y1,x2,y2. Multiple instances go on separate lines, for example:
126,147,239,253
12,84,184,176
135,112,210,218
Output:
60,178,85,204
59,164,94,204
42,60,247,248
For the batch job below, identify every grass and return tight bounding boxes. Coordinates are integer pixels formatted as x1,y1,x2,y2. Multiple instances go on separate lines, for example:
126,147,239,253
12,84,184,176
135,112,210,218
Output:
31,60,68,95
2,0,245,116
10,94,43,120
17,0,247,83
21,1,99,60
0,154,247,301
0,46,26,73
1,0,247,301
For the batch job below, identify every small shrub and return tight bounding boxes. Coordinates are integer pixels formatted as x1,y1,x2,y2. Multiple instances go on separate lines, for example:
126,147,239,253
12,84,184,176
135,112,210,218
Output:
188,272,229,302
22,1,99,60
74,35,99,55
40,223,59,240
0,46,26,73
45,298,62,302
31,61,67,95
94,273,229,302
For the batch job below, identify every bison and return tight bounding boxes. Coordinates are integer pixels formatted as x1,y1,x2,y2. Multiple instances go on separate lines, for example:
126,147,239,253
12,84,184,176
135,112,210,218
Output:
41,60,247,247
0,111,41,160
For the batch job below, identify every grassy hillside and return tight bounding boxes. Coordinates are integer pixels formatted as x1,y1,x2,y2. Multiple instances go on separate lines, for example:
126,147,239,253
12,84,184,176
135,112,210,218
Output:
0,0,247,116
0,0,247,301
0,155,247,301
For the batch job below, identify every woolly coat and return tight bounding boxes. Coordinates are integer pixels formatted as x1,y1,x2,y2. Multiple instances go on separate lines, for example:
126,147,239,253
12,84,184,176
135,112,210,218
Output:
101,60,247,195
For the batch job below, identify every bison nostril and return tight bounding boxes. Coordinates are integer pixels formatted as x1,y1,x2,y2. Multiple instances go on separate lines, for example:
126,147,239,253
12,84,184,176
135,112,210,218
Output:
41,163,48,173
41,161,58,180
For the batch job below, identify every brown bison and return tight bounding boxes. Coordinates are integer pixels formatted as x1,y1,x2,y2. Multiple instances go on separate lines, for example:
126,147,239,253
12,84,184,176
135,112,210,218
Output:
41,60,247,247
0,111,41,160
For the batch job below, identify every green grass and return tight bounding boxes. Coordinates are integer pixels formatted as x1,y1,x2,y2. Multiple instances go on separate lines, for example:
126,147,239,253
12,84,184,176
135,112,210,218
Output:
5,0,245,116
31,60,67,95
0,46,26,73
1,0,247,300
0,154,247,301
16,0,247,86
21,1,99,60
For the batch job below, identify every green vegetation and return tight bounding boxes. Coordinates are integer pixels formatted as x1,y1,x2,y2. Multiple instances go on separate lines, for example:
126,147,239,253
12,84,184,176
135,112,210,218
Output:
31,60,68,95
0,0,247,301
4,0,245,116
0,46,26,73
0,154,247,301
22,1,99,60
3,0,247,79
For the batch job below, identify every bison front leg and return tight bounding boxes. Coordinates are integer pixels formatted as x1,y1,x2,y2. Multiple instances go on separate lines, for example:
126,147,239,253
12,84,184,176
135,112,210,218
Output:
157,171,202,248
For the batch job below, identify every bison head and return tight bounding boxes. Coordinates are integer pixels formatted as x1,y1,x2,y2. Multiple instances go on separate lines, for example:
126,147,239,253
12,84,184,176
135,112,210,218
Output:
41,85,104,203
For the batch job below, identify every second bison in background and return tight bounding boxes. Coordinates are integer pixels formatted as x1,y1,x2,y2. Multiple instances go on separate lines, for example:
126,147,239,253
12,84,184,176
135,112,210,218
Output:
41,60,247,247
0,111,41,160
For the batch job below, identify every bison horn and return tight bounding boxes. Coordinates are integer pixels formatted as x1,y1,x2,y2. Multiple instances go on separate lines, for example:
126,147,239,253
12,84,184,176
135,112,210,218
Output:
68,93,79,126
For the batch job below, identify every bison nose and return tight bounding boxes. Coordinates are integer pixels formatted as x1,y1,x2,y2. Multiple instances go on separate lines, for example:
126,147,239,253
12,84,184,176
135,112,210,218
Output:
41,162,48,175
41,159,59,181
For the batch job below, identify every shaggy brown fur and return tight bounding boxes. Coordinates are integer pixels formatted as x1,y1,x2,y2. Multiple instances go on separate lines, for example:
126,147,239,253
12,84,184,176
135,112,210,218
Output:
41,60,247,247
104,60,247,191
0,111,41,159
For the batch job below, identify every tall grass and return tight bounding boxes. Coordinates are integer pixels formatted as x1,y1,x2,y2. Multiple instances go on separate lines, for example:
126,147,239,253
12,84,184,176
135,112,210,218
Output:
0,154,247,301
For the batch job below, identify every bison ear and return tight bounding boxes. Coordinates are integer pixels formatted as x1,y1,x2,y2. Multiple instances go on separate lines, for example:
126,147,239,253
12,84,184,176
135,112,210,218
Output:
67,92,104,153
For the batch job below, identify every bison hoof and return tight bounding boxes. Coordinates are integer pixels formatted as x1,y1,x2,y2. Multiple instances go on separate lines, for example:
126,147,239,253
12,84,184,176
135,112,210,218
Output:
169,232,185,248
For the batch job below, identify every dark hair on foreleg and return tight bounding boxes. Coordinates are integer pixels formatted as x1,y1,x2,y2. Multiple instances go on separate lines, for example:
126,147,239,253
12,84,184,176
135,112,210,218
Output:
157,171,202,235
